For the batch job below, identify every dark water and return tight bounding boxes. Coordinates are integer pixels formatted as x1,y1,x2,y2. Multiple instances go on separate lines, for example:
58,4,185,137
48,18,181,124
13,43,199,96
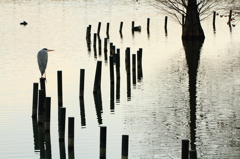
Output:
0,0,239,158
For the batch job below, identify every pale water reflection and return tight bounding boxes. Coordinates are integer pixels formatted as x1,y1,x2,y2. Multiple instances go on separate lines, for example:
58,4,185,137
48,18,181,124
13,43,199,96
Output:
0,0,240,158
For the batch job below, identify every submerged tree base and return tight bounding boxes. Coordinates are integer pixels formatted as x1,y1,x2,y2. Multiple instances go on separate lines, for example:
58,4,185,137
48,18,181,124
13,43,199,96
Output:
181,0,205,40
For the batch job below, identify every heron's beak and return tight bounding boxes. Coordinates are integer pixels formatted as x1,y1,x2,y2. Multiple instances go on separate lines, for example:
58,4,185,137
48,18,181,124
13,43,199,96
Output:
47,49,55,52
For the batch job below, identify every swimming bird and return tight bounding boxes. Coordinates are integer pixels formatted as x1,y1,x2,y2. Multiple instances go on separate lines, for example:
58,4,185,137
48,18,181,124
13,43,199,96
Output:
37,48,54,78
20,21,28,25
132,25,141,31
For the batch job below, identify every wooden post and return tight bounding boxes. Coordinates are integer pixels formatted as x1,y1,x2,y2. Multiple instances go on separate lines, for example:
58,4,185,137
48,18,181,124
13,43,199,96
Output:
121,135,129,159
98,38,102,56
119,21,123,32
147,18,150,31
182,139,189,159
106,22,110,35
37,89,45,125
228,10,232,28
116,49,120,79
100,126,107,159
79,69,85,99
213,11,216,32
32,83,38,118
57,71,63,107
109,55,114,85
131,21,134,31
164,16,168,36
125,47,130,74
132,54,136,85
68,117,74,150
59,107,66,142
44,97,51,133
97,22,101,35
93,61,102,93
164,16,168,29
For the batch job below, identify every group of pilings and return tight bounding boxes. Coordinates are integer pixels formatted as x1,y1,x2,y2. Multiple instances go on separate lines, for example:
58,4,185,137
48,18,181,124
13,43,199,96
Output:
212,9,237,32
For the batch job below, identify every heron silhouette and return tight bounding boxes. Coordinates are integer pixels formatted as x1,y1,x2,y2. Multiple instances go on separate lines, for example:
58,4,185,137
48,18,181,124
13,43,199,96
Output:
37,48,54,78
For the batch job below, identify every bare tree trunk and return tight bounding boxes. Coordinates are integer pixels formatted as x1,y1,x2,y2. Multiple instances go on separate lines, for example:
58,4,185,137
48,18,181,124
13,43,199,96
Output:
182,0,205,40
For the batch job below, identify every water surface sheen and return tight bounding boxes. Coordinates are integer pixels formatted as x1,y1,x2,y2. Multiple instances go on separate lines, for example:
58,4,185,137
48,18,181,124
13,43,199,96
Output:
0,0,239,158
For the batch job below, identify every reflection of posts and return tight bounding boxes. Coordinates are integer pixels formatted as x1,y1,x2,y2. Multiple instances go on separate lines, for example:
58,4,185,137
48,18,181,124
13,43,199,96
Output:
38,125,46,158
110,83,115,112
79,69,85,99
68,117,74,150
32,83,38,118
38,89,45,125
79,98,86,127
45,133,52,159
100,126,107,159
109,56,114,85
59,139,66,159
93,90,103,125
132,54,136,85
59,107,66,142
32,118,39,151
137,49,143,81
44,97,51,133
121,135,129,159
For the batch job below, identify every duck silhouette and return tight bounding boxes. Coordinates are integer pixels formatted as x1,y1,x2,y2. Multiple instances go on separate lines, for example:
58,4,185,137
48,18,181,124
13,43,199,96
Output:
20,21,28,25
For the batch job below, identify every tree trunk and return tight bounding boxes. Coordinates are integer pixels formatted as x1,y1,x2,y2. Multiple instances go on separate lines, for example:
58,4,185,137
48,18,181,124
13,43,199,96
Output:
182,0,205,40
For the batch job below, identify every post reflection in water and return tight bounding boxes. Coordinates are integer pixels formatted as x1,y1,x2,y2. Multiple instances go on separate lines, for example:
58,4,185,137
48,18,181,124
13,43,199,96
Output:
110,83,115,112
79,98,86,127
32,118,39,151
93,89,103,125
59,140,66,159
32,118,53,158
183,38,204,151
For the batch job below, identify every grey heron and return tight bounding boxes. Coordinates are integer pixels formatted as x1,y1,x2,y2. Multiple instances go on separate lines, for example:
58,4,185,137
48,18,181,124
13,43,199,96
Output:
37,48,54,78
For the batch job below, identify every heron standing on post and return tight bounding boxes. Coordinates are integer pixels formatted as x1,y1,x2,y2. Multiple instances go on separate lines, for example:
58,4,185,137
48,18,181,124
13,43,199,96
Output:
37,48,54,78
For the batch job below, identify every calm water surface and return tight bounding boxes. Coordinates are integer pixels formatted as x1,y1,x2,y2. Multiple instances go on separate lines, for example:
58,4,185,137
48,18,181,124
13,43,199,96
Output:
0,0,239,158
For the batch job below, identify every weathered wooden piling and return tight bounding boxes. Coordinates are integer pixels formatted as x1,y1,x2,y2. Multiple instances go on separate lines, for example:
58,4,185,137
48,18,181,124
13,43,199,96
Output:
228,10,232,27
213,11,216,32
68,117,74,150
147,18,150,31
32,83,38,118
44,97,51,133
131,21,134,31
106,22,110,35
79,69,85,99
109,55,114,85
57,71,63,107
110,42,113,55
93,61,102,93
125,47,131,74
59,107,66,142
164,16,168,29
119,21,123,32
121,135,129,159
116,49,120,79
97,22,101,35
190,150,197,159
100,126,107,159
132,54,136,85
98,38,102,56
182,139,189,159
137,48,143,80
37,89,45,125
